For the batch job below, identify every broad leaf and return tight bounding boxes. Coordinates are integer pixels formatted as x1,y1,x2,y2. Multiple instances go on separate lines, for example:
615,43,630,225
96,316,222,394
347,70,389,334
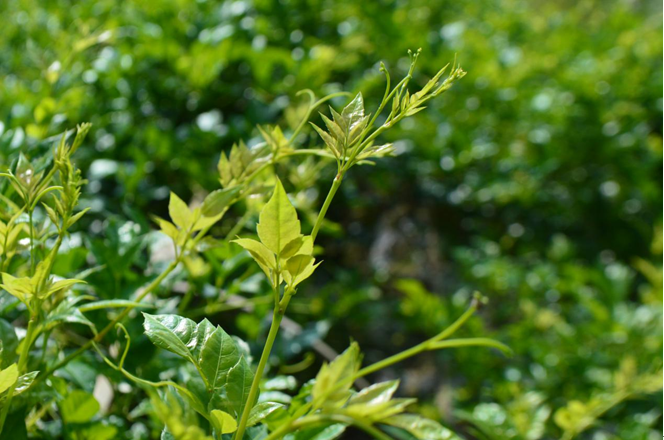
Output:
256,179,301,256
227,356,255,417
0,320,18,368
143,314,242,391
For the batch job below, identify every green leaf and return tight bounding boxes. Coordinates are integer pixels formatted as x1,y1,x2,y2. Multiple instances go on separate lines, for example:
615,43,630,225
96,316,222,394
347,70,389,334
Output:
341,93,365,130
169,192,192,230
152,216,180,241
201,186,241,217
312,343,361,409
232,238,276,279
66,207,91,228
44,278,86,299
347,380,399,407
0,363,18,394
142,314,243,391
0,273,33,308
284,255,320,288
227,356,255,418
292,424,346,440
143,313,197,361
385,414,461,440
44,297,97,333
0,320,18,368
280,235,313,261
60,390,100,423
256,178,301,256
13,371,38,396
210,409,238,434
246,402,284,427
310,123,341,158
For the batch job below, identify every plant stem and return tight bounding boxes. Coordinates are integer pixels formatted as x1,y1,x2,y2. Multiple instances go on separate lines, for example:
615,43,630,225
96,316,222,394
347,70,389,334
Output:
28,209,35,275
33,258,181,388
311,173,343,242
234,293,293,440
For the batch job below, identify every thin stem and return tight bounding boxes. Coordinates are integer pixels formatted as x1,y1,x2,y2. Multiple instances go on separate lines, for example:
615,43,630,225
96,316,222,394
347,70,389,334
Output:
33,258,181,388
289,300,481,421
233,292,293,440
28,209,35,275
311,173,343,242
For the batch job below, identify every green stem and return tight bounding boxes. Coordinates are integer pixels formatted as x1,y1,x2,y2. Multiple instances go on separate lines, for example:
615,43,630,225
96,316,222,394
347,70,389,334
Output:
28,209,35,275
33,258,181,388
233,293,293,440
289,300,481,422
311,173,343,242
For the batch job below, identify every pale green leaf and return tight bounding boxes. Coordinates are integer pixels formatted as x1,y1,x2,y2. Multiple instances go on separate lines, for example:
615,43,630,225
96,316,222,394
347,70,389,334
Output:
210,409,238,434
231,238,275,278
256,178,301,256
312,343,360,409
284,255,320,288
169,192,191,230
347,380,399,407
0,363,18,394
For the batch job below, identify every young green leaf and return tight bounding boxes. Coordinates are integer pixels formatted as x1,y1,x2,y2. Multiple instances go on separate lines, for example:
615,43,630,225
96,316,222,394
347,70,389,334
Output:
256,178,301,256
312,343,361,410
0,363,18,394
283,255,320,288
210,409,238,434
231,238,276,279
169,192,192,230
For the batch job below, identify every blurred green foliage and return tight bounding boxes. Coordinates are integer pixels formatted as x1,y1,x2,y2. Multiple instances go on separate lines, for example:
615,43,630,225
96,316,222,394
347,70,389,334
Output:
0,0,661,438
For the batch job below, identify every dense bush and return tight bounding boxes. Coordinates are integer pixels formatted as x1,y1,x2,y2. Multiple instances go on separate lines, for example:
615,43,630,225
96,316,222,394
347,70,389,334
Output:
0,0,661,439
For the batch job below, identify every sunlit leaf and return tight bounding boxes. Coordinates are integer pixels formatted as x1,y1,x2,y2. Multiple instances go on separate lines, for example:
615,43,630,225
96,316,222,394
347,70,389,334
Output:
256,178,301,256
